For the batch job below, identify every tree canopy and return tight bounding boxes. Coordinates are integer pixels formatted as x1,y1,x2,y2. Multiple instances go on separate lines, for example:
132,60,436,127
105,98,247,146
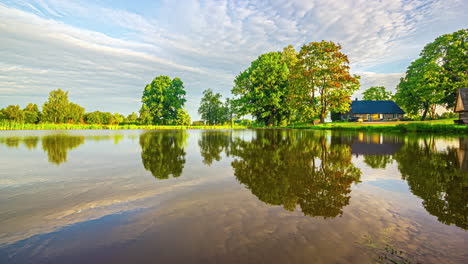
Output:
141,76,187,125
394,29,467,120
362,86,392,101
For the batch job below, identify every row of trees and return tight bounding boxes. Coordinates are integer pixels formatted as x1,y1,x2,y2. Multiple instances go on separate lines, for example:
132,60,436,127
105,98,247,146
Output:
0,89,142,125
1,75,193,125
231,41,360,125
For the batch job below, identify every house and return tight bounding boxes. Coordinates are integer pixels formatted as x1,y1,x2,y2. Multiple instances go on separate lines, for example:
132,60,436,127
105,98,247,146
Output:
341,100,405,121
454,88,468,124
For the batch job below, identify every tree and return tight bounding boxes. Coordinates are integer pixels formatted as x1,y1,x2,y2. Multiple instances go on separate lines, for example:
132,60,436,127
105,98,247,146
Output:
175,109,191,126
126,112,138,123
138,104,153,125
42,89,70,123
394,29,467,120
394,57,445,120
67,103,85,124
362,86,392,101
1,105,24,123
291,41,360,123
232,51,290,126
141,76,187,125
23,103,40,124
84,111,102,124
198,89,224,125
111,113,125,125
139,131,188,179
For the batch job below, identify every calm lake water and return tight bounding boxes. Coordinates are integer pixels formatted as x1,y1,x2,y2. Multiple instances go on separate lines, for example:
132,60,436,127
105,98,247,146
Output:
0,129,466,263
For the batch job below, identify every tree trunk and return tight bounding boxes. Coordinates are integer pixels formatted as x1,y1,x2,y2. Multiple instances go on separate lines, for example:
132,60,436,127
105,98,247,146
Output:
421,107,428,121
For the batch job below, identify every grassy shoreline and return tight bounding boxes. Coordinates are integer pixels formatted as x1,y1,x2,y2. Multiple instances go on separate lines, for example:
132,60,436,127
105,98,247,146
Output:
287,119,468,133
1,119,467,134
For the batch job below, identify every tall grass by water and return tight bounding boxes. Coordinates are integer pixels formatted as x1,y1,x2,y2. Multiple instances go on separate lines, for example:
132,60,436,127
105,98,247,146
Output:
0,121,247,130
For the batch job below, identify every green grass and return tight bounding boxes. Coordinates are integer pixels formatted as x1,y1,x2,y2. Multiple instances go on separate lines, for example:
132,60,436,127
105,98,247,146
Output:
0,121,247,130
287,118,468,133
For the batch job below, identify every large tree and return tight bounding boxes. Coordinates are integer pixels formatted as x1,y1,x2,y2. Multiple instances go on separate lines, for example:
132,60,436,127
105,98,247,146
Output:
141,76,186,125
232,51,290,126
362,86,392,101
394,29,467,120
292,41,360,123
42,89,70,123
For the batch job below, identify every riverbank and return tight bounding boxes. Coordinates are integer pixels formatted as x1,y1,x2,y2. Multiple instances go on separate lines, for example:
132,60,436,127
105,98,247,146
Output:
0,122,247,130
288,119,468,133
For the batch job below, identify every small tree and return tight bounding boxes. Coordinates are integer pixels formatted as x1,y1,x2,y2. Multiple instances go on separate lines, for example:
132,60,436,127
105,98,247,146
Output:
198,89,224,125
175,109,191,126
42,89,70,123
362,86,392,101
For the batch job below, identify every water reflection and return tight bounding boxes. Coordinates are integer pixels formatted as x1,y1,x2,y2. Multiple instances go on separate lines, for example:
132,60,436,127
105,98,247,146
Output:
41,135,85,165
139,131,188,179
394,137,468,230
198,130,363,218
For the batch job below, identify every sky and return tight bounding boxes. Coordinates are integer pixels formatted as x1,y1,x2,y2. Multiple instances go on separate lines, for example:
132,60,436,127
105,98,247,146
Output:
0,0,467,119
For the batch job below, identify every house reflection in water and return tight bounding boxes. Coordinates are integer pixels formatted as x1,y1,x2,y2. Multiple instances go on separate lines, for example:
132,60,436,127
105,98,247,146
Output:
456,137,468,171
351,132,403,156
346,133,403,169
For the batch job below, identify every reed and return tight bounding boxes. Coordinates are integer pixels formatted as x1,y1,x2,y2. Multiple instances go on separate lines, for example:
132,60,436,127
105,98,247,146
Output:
0,121,247,130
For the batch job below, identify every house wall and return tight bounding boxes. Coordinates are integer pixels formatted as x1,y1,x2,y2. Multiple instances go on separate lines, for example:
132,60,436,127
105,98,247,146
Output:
459,111,468,123
341,113,403,121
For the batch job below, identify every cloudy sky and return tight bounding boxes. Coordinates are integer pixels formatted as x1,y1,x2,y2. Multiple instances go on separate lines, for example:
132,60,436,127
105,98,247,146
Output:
1,0,467,118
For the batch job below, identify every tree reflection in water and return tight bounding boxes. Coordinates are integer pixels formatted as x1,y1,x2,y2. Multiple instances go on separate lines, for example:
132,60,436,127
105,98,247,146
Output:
394,137,468,230
198,131,232,166
139,130,188,179
197,130,362,218
41,135,85,165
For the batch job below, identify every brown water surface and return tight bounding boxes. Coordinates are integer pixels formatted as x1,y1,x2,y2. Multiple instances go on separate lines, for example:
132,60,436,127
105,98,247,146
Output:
0,129,466,263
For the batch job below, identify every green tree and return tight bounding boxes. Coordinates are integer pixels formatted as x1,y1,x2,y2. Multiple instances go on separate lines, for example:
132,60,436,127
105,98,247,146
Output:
111,113,125,125
292,41,360,123
362,86,393,101
141,76,187,125
42,89,70,123
139,131,188,179
394,29,467,120
126,112,138,123
175,109,191,125
198,89,224,125
67,103,85,124
84,111,102,124
23,103,40,124
138,104,153,125
232,51,290,126
1,105,25,123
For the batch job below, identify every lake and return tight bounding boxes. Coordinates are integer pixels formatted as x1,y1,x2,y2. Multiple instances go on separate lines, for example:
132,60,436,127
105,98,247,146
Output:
0,129,466,263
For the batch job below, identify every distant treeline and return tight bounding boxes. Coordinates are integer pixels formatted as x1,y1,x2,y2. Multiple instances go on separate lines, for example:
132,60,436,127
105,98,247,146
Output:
0,89,141,125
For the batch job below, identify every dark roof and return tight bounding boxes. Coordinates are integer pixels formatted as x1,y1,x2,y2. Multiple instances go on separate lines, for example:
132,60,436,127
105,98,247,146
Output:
455,88,468,112
350,100,405,114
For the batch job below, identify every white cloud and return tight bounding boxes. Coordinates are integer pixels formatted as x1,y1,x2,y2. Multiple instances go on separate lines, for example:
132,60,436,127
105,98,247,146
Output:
0,0,467,117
